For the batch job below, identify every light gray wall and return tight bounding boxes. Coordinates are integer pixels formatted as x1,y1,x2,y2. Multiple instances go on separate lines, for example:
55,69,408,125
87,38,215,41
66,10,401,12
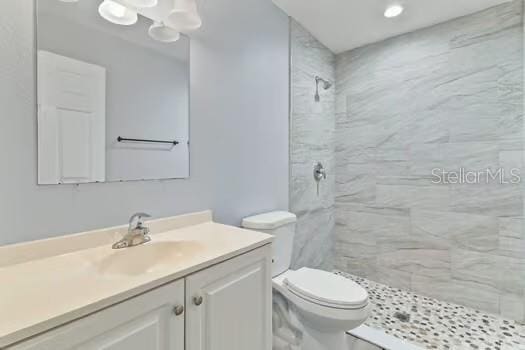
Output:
334,1,524,321
0,0,289,245
38,13,190,181
289,20,335,270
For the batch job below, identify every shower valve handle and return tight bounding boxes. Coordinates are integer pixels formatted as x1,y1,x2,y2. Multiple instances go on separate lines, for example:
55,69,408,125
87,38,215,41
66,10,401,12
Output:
314,162,326,196
314,162,327,182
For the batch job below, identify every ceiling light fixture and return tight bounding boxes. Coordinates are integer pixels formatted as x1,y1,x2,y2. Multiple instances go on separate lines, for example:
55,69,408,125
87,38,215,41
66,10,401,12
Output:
123,0,158,9
384,4,404,18
98,0,138,25
165,0,202,32
149,21,181,42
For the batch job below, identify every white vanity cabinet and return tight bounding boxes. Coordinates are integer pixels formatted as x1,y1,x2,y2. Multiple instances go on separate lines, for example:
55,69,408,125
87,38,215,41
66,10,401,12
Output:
10,279,185,350
8,246,272,350
186,246,272,350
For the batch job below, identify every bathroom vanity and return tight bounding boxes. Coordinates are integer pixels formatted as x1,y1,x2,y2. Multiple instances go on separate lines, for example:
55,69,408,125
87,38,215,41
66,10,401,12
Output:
0,211,273,350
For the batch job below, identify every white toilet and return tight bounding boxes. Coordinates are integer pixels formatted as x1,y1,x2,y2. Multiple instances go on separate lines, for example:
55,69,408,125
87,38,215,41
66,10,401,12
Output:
242,211,371,350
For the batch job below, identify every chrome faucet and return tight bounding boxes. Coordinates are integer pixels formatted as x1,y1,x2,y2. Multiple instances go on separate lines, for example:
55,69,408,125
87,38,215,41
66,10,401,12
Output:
112,213,152,249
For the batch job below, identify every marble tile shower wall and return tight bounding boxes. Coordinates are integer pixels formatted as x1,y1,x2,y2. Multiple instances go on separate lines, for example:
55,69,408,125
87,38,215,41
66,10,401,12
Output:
334,1,525,322
290,20,336,270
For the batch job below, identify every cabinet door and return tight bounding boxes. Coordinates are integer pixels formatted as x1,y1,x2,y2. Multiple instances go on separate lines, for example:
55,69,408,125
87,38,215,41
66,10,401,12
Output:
10,280,185,350
186,246,272,350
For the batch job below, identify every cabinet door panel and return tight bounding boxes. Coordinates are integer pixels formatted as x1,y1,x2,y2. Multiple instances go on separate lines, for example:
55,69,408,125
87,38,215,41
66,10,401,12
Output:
10,280,184,350
77,309,166,350
186,246,272,350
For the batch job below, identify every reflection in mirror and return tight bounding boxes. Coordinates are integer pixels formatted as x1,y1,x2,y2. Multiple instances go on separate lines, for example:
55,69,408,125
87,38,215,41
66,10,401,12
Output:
37,0,190,184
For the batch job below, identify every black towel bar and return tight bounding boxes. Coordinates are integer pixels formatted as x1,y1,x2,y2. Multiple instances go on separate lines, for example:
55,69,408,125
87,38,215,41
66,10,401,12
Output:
117,137,179,145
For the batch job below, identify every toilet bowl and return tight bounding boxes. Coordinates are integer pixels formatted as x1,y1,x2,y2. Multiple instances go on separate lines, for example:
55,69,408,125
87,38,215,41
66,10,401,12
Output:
273,268,371,350
242,211,371,350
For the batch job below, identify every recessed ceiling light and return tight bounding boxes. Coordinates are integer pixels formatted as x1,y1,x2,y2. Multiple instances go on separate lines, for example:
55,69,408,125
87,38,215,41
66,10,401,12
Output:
384,4,404,18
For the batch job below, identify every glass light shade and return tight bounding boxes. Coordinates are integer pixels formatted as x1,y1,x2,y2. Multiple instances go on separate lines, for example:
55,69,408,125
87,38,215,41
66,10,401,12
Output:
165,0,202,32
148,22,181,42
98,0,138,25
123,0,158,8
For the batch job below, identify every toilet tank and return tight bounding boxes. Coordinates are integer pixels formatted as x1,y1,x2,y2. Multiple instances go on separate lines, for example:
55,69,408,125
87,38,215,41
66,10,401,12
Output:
242,211,297,277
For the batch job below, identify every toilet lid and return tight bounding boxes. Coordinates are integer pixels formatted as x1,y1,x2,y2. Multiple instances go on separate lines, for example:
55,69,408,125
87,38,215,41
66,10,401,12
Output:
284,268,368,309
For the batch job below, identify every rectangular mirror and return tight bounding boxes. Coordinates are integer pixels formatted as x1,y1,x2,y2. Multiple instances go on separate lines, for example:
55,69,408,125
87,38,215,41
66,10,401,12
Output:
36,0,190,184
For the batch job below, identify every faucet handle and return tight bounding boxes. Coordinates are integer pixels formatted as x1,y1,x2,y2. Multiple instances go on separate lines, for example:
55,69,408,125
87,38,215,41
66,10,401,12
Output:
129,212,151,229
314,162,327,181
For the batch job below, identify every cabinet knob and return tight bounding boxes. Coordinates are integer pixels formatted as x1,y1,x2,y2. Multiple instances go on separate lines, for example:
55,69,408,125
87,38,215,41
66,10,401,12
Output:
193,295,203,306
173,305,184,316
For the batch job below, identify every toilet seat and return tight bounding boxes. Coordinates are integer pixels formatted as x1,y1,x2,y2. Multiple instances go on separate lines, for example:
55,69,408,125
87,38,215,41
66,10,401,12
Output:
284,268,368,309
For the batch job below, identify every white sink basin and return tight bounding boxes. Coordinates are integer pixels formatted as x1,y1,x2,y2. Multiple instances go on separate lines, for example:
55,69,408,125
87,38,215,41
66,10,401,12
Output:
93,241,204,276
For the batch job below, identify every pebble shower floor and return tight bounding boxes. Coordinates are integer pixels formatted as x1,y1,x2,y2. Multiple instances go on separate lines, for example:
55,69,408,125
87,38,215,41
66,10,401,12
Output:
335,271,525,350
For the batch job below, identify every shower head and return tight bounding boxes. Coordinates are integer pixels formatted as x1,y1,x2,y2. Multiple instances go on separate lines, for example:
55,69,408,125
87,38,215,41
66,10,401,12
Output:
314,76,332,102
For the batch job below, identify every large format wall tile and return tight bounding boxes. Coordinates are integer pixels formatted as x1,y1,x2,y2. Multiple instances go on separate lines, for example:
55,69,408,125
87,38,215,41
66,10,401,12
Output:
449,183,523,217
411,274,501,314
290,20,336,270
291,207,335,270
334,1,525,322
411,209,499,252
451,249,525,295
375,184,450,209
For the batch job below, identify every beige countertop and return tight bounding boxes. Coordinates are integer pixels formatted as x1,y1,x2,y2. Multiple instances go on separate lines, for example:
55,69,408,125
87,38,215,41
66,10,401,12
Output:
0,211,272,348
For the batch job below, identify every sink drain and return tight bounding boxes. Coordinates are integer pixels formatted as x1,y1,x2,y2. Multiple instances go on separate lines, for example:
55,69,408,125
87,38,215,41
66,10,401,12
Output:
393,311,411,322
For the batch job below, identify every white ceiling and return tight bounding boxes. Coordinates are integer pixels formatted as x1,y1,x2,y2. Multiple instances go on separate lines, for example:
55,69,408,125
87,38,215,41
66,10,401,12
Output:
272,0,513,53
